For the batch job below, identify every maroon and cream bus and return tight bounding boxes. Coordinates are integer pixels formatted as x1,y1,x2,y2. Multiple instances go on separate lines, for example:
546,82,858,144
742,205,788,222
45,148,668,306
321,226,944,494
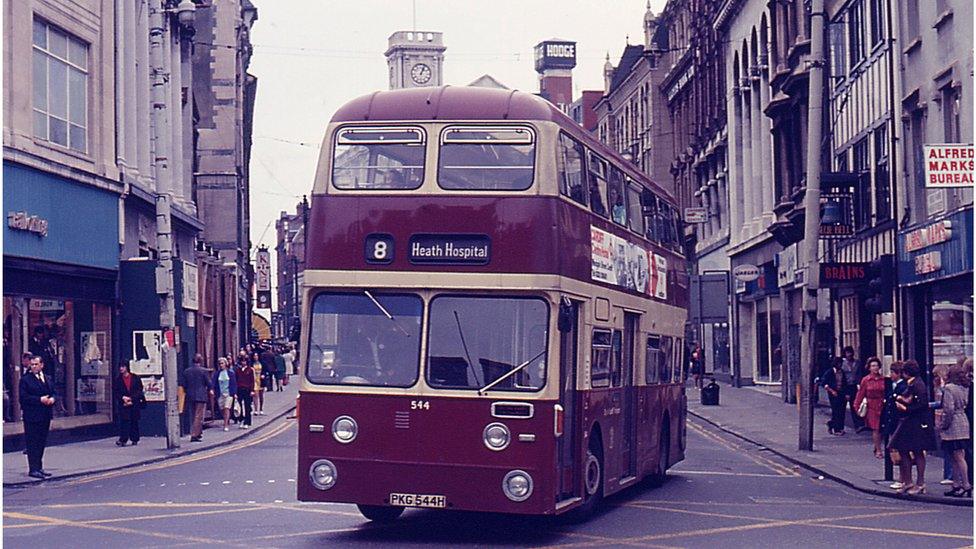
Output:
297,86,689,521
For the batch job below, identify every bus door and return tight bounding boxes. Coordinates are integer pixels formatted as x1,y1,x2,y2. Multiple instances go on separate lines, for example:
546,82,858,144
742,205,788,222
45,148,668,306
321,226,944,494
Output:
621,312,638,479
556,299,579,501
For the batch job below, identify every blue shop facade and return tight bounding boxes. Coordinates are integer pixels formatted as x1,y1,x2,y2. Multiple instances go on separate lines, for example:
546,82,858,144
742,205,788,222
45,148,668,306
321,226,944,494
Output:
897,206,974,376
3,160,121,443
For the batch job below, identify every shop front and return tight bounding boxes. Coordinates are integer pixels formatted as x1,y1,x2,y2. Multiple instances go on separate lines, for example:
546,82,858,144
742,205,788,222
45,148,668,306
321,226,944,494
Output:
898,207,974,377
731,244,782,387
3,161,120,443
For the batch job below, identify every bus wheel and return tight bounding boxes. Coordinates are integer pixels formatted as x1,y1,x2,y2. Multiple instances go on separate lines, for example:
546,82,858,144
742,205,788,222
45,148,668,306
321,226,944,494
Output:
357,504,404,522
573,436,603,519
649,421,671,487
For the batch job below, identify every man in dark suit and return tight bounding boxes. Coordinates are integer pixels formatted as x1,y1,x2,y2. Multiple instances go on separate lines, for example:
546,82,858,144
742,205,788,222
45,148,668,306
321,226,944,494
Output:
19,355,56,479
114,362,145,446
183,354,212,442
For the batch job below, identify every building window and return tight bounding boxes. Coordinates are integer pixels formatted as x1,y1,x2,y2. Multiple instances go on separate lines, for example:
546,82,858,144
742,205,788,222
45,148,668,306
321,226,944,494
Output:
852,138,870,229
846,0,864,68
839,295,859,356
32,18,88,153
943,86,961,142
873,125,891,222
905,0,920,39
869,0,884,47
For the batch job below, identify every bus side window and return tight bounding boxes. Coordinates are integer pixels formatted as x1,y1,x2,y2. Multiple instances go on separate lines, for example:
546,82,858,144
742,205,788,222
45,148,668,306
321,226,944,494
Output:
610,329,623,387
626,181,645,236
645,335,661,384
588,152,609,219
659,336,673,383
674,337,683,382
591,329,612,388
558,134,587,206
642,191,658,243
608,167,627,227
664,205,679,250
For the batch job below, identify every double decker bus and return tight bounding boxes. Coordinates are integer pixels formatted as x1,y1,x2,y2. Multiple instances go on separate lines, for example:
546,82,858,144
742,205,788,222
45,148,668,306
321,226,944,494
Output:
297,86,689,521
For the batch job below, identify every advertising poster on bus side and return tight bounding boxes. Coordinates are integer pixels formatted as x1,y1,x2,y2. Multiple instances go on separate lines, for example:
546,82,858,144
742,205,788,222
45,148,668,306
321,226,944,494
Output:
591,225,666,299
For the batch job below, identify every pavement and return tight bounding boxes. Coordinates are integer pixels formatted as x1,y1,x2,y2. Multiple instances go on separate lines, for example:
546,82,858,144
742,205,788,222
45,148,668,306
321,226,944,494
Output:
3,381,298,487
688,381,973,506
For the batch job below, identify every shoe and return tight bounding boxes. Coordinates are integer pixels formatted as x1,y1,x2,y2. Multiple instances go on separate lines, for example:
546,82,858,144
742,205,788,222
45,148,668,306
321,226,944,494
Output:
28,470,45,480
906,484,926,495
945,487,964,497
190,436,202,442
856,426,870,433
940,479,954,485
239,424,246,429
896,483,914,494
874,450,884,459
889,481,904,490
39,470,52,477
835,430,845,436
116,440,126,446
131,441,138,446
223,427,229,432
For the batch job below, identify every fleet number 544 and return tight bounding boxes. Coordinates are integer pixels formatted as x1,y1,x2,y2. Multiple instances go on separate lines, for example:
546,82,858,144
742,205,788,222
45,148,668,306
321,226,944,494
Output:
410,400,430,410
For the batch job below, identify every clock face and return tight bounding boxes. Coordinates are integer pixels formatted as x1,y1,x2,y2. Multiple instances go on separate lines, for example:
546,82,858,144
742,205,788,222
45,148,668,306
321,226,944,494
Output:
411,63,432,84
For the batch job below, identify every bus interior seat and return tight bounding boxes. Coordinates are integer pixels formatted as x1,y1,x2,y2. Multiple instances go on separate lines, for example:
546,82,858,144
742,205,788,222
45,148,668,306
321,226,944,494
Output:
428,356,470,387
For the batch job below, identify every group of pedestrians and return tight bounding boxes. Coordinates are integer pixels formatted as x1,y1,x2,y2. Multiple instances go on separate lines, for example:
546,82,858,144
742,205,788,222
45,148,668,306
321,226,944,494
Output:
184,342,296,442
821,348,972,498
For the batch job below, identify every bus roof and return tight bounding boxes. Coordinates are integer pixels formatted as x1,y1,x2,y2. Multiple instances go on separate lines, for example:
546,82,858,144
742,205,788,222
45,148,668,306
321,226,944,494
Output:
329,86,675,202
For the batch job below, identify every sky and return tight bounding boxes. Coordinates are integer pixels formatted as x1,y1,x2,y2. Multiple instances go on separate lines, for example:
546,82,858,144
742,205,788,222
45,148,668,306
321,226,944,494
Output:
247,0,668,301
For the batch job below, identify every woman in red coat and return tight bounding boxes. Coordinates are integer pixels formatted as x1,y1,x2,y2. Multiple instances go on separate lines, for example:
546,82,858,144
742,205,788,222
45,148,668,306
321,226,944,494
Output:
854,357,886,458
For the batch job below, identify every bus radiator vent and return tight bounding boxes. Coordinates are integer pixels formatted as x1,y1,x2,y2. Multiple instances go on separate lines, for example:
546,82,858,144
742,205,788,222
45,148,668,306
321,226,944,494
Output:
394,411,410,429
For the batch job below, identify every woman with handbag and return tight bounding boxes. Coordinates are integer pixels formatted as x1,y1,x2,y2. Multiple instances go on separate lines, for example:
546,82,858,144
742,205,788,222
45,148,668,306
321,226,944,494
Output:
938,364,972,497
854,357,886,458
889,360,938,494
115,362,145,446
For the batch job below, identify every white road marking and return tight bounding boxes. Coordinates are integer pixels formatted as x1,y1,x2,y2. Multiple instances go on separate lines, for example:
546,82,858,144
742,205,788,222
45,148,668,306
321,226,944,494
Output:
268,480,275,483
200,482,209,486
274,500,283,503
222,481,231,484
159,484,165,487
287,479,295,482
245,480,254,484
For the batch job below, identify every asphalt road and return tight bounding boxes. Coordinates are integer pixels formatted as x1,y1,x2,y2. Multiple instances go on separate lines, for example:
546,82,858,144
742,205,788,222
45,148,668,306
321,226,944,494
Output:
4,415,973,548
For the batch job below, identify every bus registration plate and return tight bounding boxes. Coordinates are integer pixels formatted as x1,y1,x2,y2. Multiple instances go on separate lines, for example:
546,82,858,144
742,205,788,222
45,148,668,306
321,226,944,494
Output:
389,493,446,508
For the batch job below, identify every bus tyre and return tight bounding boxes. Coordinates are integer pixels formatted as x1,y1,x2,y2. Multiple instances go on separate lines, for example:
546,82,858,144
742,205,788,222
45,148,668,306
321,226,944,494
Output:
573,437,604,520
649,421,671,487
357,504,404,522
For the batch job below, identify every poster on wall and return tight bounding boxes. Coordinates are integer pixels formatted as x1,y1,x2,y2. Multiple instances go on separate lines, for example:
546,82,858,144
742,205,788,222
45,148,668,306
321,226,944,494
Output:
130,330,162,375
80,331,108,377
76,378,106,402
591,225,667,299
142,376,165,402
183,262,199,311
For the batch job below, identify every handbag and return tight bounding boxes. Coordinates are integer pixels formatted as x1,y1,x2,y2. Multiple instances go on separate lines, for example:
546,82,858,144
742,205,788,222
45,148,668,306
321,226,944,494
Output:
857,397,868,418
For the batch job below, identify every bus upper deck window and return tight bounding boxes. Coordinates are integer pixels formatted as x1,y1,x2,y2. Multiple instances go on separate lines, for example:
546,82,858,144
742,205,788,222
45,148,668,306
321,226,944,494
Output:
438,126,535,191
588,153,609,218
333,127,425,190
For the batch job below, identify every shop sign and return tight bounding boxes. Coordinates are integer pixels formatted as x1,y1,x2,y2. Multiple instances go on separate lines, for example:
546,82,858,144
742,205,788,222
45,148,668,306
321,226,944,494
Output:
255,249,272,291
914,251,942,275
7,210,49,237
666,65,695,101
923,144,974,188
534,40,577,71
733,264,761,282
819,191,855,239
684,207,707,223
777,245,798,287
819,262,870,287
904,220,952,253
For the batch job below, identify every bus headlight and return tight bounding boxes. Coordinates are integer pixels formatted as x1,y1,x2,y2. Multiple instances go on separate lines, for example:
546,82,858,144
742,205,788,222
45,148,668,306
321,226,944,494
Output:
502,470,533,502
332,416,358,443
483,422,510,451
309,459,337,490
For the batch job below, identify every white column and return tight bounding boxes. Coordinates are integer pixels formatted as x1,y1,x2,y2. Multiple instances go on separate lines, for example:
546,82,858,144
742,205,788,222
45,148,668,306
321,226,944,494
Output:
169,27,185,203
136,0,151,179
759,69,775,225
741,87,755,239
729,91,743,245
123,0,138,170
750,72,764,229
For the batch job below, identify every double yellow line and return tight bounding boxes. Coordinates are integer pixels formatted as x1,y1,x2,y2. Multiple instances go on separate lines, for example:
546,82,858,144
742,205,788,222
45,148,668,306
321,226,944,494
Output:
64,418,295,486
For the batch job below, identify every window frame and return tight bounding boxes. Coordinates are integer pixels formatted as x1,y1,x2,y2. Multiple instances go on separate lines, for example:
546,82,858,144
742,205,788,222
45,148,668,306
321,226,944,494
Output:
587,151,610,219
32,17,89,154
591,329,612,388
331,126,427,191
558,132,588,207
436,125,537,191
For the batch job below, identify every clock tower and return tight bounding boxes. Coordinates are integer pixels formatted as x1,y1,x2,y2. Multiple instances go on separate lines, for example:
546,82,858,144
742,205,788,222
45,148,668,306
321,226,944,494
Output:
385,31,446,89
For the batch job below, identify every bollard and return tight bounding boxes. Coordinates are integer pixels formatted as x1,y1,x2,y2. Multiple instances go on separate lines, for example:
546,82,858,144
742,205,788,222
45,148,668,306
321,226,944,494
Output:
701,379,720,406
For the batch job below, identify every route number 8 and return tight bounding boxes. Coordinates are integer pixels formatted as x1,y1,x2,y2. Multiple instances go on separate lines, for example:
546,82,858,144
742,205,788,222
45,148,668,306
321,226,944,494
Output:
365,234,394,264
373,240,388,260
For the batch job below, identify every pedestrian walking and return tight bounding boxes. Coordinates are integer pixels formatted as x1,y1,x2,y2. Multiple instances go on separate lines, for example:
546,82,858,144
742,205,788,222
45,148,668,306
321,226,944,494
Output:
212,357,237,432
233,353,255,429
938,364,972,497
184,354,213,442
273,347,286,391
889,360,938,494
690,344,704,390
854,357,885,458
19,355,55,479
841,346,866,432
821,358,848,435
252,352,265,415
114,362,145,446
259,345,276,393
283,343,297,376
882,361,909,490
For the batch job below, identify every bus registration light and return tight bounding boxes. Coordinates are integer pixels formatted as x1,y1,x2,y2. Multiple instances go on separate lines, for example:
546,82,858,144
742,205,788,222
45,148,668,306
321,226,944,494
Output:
310,459,337,490
332,416,358,443
483,422,511,451
502,470,533,502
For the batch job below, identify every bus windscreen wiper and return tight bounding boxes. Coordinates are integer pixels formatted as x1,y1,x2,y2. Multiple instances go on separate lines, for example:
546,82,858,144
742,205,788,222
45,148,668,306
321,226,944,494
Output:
364,291,409,336
478,349,546,395
454,311,482,387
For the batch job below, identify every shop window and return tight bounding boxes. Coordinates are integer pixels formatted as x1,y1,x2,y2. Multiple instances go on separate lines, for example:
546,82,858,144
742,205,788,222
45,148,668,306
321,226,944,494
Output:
931,294,973,370
32,18,88,153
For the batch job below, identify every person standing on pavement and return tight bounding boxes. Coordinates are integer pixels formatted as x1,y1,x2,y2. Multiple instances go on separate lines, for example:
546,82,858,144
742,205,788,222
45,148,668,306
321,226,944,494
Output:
273,347,286,392
19,355,55,479
882,361,908,490
821,358,848,436
937,364,972,497
251,352,265,415
930,365,954,486
233,352,255,429
853,357,885,458
840,346,866,432
114,362,145,446
690,345,704,390
283,343,297,376
184,354,213,442
211,357,237,432
259,345,276,394
889,360,938,494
